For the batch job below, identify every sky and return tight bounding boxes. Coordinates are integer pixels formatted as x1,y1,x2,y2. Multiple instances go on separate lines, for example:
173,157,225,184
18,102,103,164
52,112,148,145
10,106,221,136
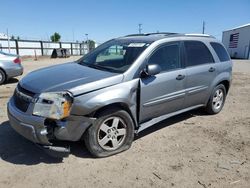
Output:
0,0,249,43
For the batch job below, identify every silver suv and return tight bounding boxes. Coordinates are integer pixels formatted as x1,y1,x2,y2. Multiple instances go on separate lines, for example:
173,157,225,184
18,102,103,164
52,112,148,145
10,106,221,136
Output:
8,33,232,157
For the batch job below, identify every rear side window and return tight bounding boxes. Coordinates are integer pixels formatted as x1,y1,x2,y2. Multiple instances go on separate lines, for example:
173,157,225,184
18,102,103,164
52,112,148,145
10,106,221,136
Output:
210,42,230,62
184,41,214,67
148,43,181,72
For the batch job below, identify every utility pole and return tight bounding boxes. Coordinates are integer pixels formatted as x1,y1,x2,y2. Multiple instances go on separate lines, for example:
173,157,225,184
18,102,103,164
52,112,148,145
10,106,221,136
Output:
202,21,205,34
138,23,142,34
85,33,89,52
72,29,75,42
7,28,10,53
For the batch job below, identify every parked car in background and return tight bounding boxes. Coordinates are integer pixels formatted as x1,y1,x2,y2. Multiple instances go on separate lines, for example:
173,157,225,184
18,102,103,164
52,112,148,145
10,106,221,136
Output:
0,51,23,85
8,33,232,158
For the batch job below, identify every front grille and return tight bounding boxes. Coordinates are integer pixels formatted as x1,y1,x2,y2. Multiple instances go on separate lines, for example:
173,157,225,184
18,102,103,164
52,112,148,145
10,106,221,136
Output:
17,84,35,97
13,84,36,112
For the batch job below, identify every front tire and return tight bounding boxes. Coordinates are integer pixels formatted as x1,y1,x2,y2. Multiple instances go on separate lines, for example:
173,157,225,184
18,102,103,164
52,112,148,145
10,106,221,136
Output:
205,84,226,114
84,109,134,157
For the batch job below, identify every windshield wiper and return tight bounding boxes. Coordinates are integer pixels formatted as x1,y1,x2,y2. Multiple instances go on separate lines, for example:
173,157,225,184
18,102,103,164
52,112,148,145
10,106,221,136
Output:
91,64,121,73
80,62,120,73
91,64,112,71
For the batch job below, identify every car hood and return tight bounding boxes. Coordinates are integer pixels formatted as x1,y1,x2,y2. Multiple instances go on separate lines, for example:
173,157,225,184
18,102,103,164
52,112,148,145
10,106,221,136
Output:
19,62,123,95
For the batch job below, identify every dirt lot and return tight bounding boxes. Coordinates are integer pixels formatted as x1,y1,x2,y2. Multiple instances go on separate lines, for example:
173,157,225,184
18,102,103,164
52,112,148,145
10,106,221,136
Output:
0,57,249,188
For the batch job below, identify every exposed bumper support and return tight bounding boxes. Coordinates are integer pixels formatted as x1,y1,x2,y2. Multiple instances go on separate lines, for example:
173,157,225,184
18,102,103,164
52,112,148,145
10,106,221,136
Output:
37,144,70,158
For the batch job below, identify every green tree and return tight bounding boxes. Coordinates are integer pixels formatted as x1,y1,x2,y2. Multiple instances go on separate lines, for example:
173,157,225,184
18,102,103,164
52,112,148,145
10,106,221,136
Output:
86,40,95,50
50,32,61,42
11,35,15,39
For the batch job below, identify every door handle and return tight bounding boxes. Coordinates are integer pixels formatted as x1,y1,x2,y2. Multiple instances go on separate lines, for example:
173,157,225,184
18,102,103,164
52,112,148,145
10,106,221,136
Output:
176,74,185,80
209,67,216,72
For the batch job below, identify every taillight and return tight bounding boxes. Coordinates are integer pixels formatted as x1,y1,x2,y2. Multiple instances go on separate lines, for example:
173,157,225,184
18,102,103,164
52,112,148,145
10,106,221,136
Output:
14,58,21,64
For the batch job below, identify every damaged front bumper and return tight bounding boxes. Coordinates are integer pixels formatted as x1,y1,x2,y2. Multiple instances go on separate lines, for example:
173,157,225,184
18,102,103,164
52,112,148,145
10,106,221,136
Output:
7,97,95,158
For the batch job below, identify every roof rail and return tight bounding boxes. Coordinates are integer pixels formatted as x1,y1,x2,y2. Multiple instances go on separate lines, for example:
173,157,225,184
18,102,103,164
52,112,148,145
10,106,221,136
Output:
145,32,178,36
125,32,177,37
184,33,215,38
125,34,146,37
124,33,215,39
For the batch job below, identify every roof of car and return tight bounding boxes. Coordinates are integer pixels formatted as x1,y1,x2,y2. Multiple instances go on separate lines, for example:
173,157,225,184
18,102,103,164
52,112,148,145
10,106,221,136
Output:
117,33,215,43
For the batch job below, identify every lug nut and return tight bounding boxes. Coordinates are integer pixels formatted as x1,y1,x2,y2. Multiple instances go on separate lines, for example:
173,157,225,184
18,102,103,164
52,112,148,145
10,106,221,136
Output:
112,136,115,139
107,129,111,133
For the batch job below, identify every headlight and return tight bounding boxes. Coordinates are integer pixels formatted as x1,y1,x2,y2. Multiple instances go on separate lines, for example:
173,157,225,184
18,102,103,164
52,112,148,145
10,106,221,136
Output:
33,92,73,120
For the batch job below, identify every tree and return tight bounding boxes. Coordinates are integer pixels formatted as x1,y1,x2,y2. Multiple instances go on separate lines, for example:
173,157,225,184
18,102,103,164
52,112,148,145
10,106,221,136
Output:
86,40,95,51
11,35,15,39
50,32,61,42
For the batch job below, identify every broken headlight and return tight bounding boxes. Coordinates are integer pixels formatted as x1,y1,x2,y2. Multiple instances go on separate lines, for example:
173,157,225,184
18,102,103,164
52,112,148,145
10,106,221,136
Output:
33,92,73,120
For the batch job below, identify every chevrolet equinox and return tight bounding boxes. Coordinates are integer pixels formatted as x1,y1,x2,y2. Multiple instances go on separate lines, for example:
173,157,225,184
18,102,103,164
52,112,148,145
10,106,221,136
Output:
8,33,232,157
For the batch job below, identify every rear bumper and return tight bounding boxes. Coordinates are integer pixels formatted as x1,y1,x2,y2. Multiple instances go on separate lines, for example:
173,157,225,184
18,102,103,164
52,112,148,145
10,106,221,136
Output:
6,65,23,78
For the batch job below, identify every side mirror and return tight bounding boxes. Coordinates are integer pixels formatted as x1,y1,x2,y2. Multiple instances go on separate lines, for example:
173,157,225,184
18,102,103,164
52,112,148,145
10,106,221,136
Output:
144,64,161,76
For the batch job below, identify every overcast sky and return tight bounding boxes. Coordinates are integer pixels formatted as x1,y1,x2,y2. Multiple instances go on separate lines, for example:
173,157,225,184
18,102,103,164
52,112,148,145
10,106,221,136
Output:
0,0,249,43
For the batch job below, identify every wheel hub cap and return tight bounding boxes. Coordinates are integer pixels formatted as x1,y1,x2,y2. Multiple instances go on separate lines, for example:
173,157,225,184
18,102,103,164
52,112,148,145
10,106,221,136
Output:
212,89,224,110
97,116,127,151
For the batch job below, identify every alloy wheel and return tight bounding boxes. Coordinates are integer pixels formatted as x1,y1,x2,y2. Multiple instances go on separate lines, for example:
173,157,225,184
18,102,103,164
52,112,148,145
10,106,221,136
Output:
97,116,127,151
212,88,224,110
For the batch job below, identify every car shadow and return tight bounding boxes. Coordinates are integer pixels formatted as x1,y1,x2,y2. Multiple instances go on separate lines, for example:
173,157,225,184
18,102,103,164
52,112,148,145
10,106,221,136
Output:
3,78,19,85
0,121,93,165
0,109,205,165
135,109,203,140
0,121,63,165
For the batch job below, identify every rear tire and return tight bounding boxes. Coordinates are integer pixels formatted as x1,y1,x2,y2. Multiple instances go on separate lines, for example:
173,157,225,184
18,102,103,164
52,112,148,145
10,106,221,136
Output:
84,108,134,157
0,69,6,85
205,84,226,114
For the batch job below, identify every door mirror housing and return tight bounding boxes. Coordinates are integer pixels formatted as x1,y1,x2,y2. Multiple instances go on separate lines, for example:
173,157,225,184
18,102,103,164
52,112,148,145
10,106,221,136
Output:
144,64,161,76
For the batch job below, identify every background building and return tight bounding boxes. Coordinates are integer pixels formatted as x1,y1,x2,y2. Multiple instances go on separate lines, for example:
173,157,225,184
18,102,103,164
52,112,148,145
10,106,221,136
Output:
222,24,250,59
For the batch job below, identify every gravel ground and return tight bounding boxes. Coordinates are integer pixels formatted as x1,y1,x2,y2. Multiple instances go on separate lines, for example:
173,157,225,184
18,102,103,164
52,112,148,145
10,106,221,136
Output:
0,57,249,188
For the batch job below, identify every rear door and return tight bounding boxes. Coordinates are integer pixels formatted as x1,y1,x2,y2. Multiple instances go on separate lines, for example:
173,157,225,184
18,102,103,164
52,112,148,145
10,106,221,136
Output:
183,41,217,108
139,42,186,123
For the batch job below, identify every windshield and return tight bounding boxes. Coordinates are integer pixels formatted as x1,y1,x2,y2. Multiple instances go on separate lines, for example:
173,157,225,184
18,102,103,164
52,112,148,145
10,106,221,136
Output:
78,40,150,73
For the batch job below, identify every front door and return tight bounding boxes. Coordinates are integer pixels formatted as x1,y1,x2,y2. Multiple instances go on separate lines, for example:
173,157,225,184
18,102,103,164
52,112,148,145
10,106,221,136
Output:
139,42,186,123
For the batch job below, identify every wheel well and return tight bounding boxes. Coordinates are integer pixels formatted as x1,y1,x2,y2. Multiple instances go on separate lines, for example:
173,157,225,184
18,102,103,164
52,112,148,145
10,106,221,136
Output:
218,80,230,94
0,67,6,75
92,103,138,128
0,67,7,79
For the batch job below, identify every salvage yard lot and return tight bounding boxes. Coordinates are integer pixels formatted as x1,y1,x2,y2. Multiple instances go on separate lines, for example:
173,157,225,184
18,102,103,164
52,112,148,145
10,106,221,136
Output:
0,57,249,188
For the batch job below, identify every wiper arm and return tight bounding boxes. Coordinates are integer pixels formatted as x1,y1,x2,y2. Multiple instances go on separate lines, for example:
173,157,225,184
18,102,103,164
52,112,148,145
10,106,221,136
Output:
79,61,121,73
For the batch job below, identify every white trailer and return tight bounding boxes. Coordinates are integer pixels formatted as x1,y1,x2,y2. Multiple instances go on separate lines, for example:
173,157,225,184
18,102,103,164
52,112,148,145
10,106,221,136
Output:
222,23,250,59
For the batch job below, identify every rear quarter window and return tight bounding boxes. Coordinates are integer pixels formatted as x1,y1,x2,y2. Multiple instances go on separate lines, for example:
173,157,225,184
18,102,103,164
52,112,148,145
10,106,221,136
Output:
210,42,230,62
184,41,214,67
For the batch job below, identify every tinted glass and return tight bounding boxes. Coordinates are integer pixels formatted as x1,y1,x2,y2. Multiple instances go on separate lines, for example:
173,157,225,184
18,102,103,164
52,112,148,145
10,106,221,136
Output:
148,43,180,72
210,42,230,62
184,41,214,67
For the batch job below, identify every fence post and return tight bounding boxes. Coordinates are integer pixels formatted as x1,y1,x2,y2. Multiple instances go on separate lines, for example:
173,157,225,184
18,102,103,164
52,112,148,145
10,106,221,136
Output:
59,42,62,48
40,41,44,56
79,43,82,55
15,40,19,55
71,43,73,55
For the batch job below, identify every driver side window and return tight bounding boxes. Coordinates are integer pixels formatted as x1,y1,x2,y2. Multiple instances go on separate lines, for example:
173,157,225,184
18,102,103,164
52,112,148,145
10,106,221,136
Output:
148,43,181,72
